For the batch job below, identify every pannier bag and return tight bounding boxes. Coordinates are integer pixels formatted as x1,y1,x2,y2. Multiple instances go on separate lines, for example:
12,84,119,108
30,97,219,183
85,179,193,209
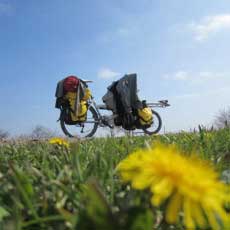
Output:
102,74,142,114
64,92,87,122
103,73,152,130
137,107,153,126
55,75,91,123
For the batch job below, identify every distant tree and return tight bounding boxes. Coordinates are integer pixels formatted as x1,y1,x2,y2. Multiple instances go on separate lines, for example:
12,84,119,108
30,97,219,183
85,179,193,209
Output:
214,107,230,129
0,129,9,140
31,125,55,139
16,134,30,140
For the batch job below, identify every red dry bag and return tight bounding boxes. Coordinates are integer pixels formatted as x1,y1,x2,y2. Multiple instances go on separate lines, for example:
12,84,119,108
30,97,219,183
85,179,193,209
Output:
63,76,79,92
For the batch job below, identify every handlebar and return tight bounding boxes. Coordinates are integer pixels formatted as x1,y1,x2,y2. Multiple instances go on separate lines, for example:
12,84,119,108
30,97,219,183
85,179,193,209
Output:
97,100,170,111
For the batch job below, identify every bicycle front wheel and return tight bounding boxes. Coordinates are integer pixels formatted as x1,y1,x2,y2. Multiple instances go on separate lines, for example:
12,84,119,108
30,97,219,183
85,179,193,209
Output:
60,106,99,138
143,110,162,135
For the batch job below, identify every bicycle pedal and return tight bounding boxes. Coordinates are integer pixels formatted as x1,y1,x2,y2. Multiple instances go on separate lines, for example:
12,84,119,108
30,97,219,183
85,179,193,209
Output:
102,119,113,128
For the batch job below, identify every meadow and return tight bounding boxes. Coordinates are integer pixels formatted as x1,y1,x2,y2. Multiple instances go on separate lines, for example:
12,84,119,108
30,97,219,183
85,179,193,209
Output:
0,127,229,230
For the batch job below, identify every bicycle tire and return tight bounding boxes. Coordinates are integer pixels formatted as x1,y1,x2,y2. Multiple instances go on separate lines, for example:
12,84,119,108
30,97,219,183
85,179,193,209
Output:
143,110,162,135
60,106,99,138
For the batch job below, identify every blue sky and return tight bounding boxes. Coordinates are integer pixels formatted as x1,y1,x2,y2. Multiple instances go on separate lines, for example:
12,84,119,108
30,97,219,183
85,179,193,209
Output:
1,0,230,135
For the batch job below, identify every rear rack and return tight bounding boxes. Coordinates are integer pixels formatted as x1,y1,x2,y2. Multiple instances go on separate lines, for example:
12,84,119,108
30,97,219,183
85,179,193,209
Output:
147,100,170,108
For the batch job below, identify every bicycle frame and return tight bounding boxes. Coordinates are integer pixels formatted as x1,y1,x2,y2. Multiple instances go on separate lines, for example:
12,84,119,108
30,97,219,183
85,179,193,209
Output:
88,99,103,121
59,79,170,137
83,81,170,121
87,98,113,127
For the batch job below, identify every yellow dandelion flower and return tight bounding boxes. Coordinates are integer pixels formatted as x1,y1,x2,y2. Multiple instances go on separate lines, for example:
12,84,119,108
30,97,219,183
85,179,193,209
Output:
117,144,229,230
49,137,69,148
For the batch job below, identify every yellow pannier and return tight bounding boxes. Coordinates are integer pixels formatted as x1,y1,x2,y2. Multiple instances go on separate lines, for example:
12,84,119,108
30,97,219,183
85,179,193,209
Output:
64,92,87,122
138,107,153,126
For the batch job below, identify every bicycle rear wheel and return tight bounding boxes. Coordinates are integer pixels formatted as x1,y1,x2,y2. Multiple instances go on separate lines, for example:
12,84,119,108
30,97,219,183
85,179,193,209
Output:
60,106,99,138
143,110,162,135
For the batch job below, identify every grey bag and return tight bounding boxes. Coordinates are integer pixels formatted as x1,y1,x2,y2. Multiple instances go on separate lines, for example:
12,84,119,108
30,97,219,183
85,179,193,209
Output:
102,73,142,115
115,73,142,113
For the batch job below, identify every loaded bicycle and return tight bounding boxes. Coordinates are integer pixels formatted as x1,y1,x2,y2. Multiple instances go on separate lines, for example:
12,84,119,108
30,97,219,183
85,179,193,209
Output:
55,74,170,138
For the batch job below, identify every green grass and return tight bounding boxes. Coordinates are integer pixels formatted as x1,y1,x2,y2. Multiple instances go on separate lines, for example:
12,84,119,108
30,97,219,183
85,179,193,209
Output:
0,128,229,229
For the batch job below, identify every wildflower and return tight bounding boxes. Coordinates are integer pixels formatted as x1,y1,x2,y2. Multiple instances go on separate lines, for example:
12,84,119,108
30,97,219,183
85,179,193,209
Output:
117,144,228,230
49,137,69,148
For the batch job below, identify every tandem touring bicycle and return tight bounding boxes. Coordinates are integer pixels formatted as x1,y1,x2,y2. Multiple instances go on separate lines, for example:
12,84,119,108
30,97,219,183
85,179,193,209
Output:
58,80,170,138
